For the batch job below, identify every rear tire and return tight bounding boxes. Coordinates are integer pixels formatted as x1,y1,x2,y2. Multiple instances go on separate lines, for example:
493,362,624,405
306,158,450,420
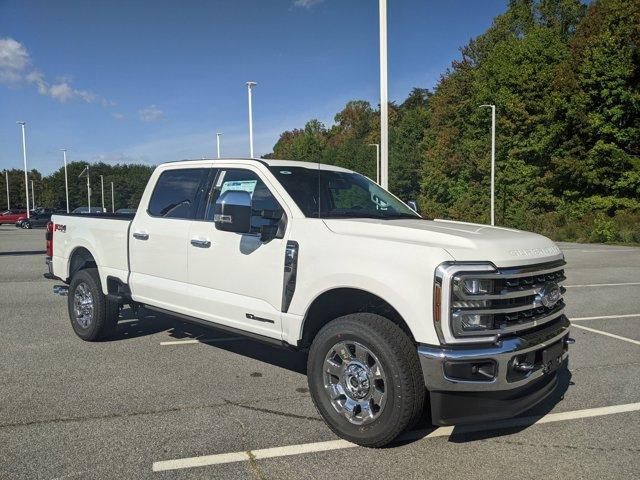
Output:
68,268,119,341
307,313,425,447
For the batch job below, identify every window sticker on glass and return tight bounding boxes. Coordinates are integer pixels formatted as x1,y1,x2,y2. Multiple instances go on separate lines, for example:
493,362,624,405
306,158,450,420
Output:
215,171,226,187
220,179,258,196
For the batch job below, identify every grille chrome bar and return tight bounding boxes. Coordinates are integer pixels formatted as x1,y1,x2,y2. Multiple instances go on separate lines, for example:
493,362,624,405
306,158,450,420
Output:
454,299,564,316
453,278,566,300
452,306,565,337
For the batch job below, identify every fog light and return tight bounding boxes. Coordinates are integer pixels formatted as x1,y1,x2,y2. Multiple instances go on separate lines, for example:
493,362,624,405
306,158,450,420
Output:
444,360,496,381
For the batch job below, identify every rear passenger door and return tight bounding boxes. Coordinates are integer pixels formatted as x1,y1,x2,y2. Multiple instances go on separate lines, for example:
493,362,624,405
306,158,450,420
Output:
185,166,289,339
129,166,209,311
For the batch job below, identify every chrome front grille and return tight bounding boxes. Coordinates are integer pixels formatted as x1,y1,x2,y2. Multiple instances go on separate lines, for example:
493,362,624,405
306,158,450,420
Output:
435,259,567,344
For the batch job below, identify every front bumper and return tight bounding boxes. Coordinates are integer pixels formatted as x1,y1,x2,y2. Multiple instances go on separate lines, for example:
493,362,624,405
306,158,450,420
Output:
418,316,571,425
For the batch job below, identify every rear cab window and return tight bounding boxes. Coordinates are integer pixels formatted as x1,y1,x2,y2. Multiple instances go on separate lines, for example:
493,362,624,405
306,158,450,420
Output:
148,168,208,219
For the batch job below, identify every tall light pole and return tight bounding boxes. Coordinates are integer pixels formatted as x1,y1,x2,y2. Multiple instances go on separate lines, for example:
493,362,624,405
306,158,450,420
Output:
31,179,35,209
61,149,69,213
5,170,9,210
216,132,222,159
379,0,389,190
100,175,105,211
17,122,30,218
368,143,380,185
111,182,115,213
246,81,257,157
480,104,496,226
79,164,91,209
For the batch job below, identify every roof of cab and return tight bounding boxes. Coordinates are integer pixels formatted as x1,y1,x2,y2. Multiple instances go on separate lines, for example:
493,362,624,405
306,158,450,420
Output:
157,158,352,172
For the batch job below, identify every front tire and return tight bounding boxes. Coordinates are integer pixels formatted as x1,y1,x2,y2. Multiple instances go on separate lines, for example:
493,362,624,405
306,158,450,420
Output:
68,268,119,341
307,313,425,447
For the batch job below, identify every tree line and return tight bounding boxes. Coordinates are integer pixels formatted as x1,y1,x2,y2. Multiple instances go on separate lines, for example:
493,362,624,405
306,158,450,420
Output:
1,163,154,213
268,0,640,243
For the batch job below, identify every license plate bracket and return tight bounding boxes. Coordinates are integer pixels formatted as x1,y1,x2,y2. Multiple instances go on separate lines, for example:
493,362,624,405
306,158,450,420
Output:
541,340,564,373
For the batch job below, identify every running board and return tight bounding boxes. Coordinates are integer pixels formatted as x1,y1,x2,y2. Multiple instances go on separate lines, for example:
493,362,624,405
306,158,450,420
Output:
144,305,292,349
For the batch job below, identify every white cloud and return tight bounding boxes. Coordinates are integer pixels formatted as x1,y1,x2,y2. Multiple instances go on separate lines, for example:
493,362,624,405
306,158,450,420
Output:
138,105,164,122
0,38,30,82
293,0,325,8
0,37,114,106
111,112,125,120
25,70,48,94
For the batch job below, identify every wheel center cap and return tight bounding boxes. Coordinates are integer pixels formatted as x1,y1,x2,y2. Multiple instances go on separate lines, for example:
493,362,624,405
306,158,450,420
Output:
343,363,370,399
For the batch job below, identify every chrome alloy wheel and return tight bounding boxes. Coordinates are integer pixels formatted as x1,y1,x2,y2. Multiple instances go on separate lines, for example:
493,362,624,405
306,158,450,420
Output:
323,341,387,425
73,282,94,328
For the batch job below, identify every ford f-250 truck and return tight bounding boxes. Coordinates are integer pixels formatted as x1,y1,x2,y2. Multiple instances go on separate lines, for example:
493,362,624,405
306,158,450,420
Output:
44,158,572,447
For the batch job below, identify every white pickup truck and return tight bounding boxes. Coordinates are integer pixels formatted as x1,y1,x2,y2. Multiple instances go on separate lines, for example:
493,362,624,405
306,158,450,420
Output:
45,158,572,446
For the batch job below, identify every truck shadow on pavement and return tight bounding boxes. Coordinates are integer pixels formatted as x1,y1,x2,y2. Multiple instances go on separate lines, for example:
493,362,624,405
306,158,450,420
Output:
111,306,573,447
111,306,309,375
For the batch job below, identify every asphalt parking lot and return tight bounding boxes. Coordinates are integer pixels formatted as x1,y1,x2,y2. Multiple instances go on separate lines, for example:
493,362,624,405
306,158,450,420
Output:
1,225,639,479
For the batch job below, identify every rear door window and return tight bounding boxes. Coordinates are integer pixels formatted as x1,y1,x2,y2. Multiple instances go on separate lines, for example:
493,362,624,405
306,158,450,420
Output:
148,168,208,219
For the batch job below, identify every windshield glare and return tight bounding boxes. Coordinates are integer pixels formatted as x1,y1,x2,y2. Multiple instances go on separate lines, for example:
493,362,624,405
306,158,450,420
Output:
268,166,420,219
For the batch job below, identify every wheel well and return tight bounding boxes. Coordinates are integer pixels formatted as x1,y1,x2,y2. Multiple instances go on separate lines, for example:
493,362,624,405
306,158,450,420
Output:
299,288,415,348
68,247,97,281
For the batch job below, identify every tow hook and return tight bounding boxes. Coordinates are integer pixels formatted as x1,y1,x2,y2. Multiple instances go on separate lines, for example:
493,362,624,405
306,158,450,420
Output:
564,337,576,346
513,361,535,373
53,285,69,296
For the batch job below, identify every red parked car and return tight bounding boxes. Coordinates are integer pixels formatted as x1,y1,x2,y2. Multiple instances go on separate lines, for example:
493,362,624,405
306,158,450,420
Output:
0,209,27,225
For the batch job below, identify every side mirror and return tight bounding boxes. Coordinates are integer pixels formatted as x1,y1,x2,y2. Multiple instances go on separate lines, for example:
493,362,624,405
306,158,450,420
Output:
406,200,419,213
214,190,252,234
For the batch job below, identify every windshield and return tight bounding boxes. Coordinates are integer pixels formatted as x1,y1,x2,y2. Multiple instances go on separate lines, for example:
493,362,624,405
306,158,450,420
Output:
268,166,420,219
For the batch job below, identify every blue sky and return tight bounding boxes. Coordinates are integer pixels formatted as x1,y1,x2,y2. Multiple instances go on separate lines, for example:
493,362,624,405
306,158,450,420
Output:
0,0,507,174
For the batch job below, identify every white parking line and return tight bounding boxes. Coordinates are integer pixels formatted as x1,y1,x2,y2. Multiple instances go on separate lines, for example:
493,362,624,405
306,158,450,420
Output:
160,337,244,346
572,313,640,321
571,324,640,346
565,282,640,288
152,402,640,472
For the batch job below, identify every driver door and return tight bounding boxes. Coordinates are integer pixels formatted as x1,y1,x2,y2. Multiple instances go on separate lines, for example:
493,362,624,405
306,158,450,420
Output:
184,166,289,339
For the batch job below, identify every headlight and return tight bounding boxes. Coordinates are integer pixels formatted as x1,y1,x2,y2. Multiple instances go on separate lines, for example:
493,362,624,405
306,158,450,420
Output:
451,312,494,336
461,278,493,295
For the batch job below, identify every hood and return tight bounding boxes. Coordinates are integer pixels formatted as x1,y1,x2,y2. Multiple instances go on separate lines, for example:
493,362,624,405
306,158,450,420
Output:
323,218,563,268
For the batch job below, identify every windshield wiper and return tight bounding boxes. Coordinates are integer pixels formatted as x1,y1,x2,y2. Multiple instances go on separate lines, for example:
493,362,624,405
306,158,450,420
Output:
379,213,421,220
322,212,387,219
322,211,419,220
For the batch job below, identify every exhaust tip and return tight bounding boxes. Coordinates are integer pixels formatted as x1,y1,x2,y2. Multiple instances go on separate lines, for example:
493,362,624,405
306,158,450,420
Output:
53,285,69,296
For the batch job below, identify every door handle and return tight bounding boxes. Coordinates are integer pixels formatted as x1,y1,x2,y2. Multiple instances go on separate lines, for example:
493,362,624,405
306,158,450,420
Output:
190,238,211,248
133,232,149,240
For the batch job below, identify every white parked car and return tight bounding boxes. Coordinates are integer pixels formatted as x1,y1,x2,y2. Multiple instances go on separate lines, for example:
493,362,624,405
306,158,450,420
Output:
44,158,572,446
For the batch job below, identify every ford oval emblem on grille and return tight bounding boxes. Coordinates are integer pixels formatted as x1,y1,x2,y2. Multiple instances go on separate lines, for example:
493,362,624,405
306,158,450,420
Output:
538,283,561,308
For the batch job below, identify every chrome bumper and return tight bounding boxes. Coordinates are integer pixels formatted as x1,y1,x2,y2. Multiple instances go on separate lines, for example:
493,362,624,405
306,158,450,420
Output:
418,316,571,392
